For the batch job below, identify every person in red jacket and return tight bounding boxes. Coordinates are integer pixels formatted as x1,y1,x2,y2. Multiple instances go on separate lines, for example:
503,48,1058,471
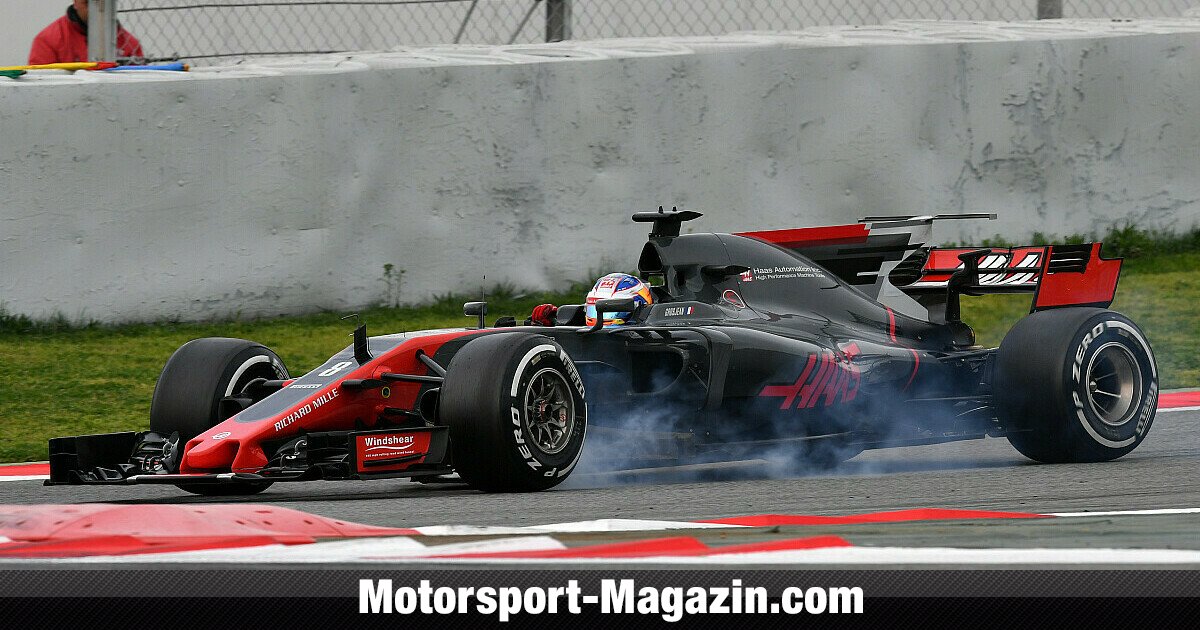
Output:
29,1,144,65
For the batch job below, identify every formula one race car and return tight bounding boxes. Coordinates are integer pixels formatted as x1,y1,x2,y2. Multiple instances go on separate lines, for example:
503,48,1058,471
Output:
47,209,1158,494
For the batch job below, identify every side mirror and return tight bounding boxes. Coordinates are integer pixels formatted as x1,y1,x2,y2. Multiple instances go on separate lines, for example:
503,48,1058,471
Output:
463,301,487,329
596,297,636,314
579,297,638,333
555,305,586,326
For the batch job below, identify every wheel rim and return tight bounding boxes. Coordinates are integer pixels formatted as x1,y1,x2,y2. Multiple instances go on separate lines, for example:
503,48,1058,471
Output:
1085,342,1142,427
523,368,575,455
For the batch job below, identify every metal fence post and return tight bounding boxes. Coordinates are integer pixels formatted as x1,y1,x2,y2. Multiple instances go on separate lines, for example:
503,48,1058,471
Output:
88,0,118,62
546,0,572,42
1037,0,1064,19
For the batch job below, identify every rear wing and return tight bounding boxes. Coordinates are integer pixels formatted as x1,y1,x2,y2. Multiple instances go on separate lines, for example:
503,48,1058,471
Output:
899,242,1123,312
736,215,1122,323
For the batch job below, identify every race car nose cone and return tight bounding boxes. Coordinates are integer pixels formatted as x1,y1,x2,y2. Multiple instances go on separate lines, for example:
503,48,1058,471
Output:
181,436,240,471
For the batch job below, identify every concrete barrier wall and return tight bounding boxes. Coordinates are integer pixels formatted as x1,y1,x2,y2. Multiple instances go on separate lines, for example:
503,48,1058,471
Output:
2,19,1200,323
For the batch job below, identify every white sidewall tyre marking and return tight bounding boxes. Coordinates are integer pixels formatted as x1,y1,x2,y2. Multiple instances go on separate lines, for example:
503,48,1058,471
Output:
1076,409,1137,449
557,349,586,478
1107,320,1157,378
1074,319,1156,450
510,344,557,397
224,355,272,397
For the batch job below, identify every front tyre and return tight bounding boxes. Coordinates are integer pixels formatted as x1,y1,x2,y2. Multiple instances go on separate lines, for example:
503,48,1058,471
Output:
439,333,587,492
995,308,1157,463
149,337,288,496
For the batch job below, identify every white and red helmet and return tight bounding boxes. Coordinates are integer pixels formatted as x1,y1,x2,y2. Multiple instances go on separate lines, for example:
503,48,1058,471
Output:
584,273,654,327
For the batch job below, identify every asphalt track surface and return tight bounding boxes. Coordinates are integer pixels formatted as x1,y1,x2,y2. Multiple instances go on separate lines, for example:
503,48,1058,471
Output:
2,408,1198,556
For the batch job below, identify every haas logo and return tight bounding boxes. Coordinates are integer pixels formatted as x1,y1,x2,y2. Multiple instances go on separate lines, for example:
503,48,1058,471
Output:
758,346,861,410
974,251,1041,286
914,248,1044,289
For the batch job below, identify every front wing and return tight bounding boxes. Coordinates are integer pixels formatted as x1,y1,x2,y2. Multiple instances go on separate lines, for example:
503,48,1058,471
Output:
45,426,452,486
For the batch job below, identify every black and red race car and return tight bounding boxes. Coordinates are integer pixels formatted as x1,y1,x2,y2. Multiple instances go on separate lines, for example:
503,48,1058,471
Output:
47,209,1158,494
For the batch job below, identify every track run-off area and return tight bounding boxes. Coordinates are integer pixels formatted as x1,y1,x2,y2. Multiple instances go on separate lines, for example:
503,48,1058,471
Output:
1,393,1198,567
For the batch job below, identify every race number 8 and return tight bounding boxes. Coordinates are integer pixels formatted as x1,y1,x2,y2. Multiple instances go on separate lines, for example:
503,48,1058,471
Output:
318,361,354,377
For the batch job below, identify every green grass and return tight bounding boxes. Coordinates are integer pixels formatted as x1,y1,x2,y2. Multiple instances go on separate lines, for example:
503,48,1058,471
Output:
1,249,1197,464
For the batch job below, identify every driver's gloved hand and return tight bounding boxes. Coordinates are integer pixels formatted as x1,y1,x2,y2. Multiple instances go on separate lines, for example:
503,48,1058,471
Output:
530,304,558,326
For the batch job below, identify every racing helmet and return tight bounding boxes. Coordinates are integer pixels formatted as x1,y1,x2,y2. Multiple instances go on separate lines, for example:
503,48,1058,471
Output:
585,273,654,327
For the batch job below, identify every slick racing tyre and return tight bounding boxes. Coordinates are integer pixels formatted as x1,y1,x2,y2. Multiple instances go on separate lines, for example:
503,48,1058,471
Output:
150,337,288,495
995,308,1157,463
440,333,587,492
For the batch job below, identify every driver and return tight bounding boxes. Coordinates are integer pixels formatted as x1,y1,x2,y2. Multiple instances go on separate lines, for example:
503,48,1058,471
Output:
528,272,655,327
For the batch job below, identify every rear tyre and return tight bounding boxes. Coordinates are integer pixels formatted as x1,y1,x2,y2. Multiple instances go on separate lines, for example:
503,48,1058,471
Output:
439,333,587,492
995,308,1157,463
150,337,288,495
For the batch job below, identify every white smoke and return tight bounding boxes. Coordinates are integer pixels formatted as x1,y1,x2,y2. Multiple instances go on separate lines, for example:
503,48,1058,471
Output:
562,354,1011,489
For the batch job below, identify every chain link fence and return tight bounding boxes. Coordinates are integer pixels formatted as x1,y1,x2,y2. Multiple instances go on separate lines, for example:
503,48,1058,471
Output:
115,0,1200,65
1064,0,1195,19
